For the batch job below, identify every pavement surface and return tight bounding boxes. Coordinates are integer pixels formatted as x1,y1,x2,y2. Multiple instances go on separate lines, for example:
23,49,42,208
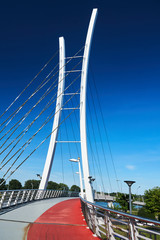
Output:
0,197,73,240
0,197,99,240
27,198,99,240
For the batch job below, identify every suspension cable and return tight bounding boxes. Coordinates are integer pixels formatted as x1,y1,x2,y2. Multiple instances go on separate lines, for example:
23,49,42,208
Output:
62,110,76,185
0,103,80,186
88,79,112,192
0,73,81,161
1,87,80,175
59,127,64,184
0,62,59,133
0,46,84,133
87,95,106,193
89,65,119,191
0,50,58,120
0,59,82,154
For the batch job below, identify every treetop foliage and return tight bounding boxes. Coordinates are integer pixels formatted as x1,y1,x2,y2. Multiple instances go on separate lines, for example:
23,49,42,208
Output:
0,178,79,192
9,179,22,190
144,186,160,216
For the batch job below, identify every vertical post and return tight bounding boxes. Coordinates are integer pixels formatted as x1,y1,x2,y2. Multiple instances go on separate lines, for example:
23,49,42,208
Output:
124,180,135,214
78,157,84,198
39,37,65,190
80,8,98,203
129,185,132,214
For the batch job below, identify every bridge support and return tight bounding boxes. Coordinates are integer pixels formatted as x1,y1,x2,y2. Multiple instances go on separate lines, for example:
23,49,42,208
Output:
80,8,98,202
39,9,98,200
39,37,65,190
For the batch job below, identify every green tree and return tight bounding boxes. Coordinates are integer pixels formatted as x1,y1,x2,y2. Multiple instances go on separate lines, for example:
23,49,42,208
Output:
138,207,155,220
47,181,59,190
9,179,22,190
116,193,129,212
24,180,40,189
0,178,6,190
58,183,69,191
144,187,160,219
70,185,80,192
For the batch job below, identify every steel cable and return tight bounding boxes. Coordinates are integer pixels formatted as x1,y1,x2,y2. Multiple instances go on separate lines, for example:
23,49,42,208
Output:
0,50,58,120
0,46,84,133
1,86,81,175
88,79,112,192
0,102,80,186
0,60,82,152
89,66,119,191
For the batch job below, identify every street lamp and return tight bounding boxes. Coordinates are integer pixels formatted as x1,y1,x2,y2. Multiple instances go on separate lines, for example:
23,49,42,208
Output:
124,180,135,214
69,157,84,197
36,174,42,180
88,176,95,198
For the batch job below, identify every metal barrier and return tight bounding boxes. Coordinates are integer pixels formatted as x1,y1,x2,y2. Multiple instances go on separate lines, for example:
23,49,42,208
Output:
80,197,160,240
0,189,79,210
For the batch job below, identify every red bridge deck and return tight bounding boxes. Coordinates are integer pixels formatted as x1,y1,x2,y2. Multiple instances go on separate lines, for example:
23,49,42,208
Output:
27,198,99,240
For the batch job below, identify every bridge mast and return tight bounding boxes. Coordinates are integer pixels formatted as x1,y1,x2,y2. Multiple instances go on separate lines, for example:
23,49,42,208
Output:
80,8,98,202
39,37,65,190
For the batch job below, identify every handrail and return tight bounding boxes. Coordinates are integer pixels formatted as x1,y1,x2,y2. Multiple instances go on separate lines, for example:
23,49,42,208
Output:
80,197,160,239
0,189,79,210
81,197,160,226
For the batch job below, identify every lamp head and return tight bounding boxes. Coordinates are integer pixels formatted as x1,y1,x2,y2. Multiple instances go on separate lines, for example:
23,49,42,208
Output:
69,158,79,162
124,180,135,187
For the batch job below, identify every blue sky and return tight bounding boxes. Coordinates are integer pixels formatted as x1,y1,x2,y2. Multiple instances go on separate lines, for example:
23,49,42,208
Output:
0,0,160,194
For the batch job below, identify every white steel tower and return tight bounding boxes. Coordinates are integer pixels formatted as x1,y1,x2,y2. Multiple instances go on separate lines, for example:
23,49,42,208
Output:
80,8,98,202
39,37,65,190
39,9,98,204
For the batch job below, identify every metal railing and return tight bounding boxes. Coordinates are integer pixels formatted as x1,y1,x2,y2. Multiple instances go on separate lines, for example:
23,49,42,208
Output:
80,197,160,240
0,189,79,210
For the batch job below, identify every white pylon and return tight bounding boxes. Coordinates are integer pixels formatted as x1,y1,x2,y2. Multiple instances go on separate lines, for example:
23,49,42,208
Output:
39,9,98,201
80,8,98,202
39,37,65,190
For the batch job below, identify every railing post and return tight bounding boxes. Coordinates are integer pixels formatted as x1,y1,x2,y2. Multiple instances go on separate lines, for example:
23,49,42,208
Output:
91,205,97,235
83,202,90,228
14,190,21,205
87,205,93,230
25,190,32,202
20,190,26,203
107,211,116,240
104,211,110,239
129,219,138,240
30,190,36,201
0,191,6,209
51,190,55,198
7,191,14,207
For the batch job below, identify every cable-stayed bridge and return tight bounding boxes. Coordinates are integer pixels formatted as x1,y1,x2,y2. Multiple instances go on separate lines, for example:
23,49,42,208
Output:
0,8,160,240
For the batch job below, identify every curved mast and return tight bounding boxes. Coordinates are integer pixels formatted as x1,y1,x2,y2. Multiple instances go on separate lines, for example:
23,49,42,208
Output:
80,8,98,202
39,37,65,190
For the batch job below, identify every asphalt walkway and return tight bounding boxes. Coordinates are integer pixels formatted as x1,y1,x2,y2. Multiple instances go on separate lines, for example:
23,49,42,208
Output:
27,198,99,240
0,198,99,239
0,197,73,240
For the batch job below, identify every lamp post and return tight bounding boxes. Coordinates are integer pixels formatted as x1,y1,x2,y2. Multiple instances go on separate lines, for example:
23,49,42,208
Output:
88,176,95,199
124,180,135,214
69,158,84,198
